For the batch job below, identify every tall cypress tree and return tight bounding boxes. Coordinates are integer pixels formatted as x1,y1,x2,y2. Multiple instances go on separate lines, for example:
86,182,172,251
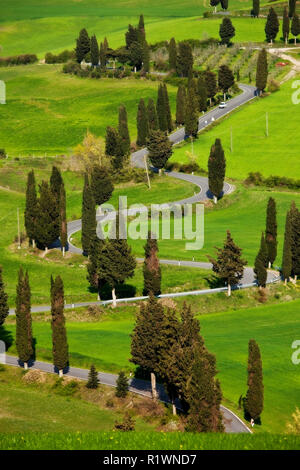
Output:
87,234,106,298
81,173,96,256
51,276,69,377
169,37,177,71
245,339,264,422
143,233,161,296
147,130,173,171
283,7,290,44
198,76,208,112
252,0,260,17
105,126,119,157
265,197,277,267
289,0,296,18
219,18,235,46
50,165,63,239
90,34,99,66
204,69,217,106
265,7,279,43
208,138,226,204
138,14,146,41
24,170,38,248
185,81,198,138
99,42,106,68
75,28,90,63
254,232,268,288
35,181,59,250
59,183,67,257
221,0,228,10
218,65,235,100
118,105,130,156
291,14,300,44
163,84,173,133
289,201,300,280
256,48,268,95
176,85,186,126
90,165,114,206
282,209,293,284
147,98,159,131
16,268,32,369
157,84,168,132
177,42,193,77
0,266,8,326
137,98,149,147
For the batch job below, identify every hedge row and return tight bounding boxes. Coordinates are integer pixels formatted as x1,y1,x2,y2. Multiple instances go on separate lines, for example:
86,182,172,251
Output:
0,54,38,66
244,172,300,190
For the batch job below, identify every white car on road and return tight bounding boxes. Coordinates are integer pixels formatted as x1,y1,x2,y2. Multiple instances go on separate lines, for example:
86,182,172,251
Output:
219,101,227,109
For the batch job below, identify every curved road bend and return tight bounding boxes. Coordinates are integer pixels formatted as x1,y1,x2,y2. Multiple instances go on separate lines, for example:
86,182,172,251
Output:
5,355,251,434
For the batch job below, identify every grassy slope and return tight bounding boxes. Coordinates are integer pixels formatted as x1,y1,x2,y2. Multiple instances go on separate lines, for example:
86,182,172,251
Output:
4,297,300,432
171,79,300,180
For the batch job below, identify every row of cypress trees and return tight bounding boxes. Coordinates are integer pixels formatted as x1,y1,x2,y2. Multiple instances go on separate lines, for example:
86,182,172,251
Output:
24,166,67,254
265,7,300,44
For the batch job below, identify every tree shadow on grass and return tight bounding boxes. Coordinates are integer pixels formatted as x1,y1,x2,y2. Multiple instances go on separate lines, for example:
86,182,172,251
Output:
203,274,224,289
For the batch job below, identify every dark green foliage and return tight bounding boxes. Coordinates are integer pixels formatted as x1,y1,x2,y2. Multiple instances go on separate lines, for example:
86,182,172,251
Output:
169,37,177,71
87,234,105,292
129,41,143,70
59,183,67,253
177,42,193,77
24,170,38,244
51,276,69,372
176,85,186,125
291,14,300,42
143,234,161,296
75,28,90,63
218,65,235,96
16,268,33,365
265,197,277,266
0,266,8,326
50,165,63,239
282,210,292,282
265,8,279,43
125,24,139,49
208,231,247,291
254,233,268,288
99,42,106,68
256,48,268,93
142,41,150,73
289,202,300,278
86,364,99,389
138,14,146,41
137,98,149,147
90,35,99,66
219,18,235,45
81,173,96,256
220,0,228,10
105,126,119,157
198,76,208,112
147,130,173,170
208,138,226,200
156,84,168,132
283,7,290,44
185,80,198,138
90,165,114,206
163,84,173,133
147,98,159,132
114,413,135,431
35,181,59,249
210,0,220,10
204,69,217,103
252,0,260,18
289,0,296,18
116,371,129,398
245,339,264,421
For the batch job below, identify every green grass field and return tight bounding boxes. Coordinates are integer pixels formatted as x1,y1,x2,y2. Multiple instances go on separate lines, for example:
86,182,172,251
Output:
4,297,300,433
171,80,300,180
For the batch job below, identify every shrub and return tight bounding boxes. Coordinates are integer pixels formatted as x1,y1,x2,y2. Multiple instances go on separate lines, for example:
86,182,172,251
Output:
63,60,81,75
114,413,135,431
0,149,7,159
0,54,38,66
244,172,300,190
268,78,280,93
115,371,129,398
45,50,75,64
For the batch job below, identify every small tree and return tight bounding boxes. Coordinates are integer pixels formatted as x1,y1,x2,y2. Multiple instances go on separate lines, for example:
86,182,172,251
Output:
90,34,99,66
208,138,226,204
256,48,268,95
0,266,9,326
283,7,290,45
254,233,268,288
115,371,129,398
282,210,293,284
169,37,177,71
147,130,173,172
86,364,99,389
218,65,234,101
208,231,247,296
51,276,69,377
16,268,33,370
24,170,38,248
137,98,149,147
219,18,235,46
252,0,260,18
177,42,193,77
245,339,264,423
265,197,277,267
265,7,279,44
75,28,90,63
143,234,161,296
291,14,300,44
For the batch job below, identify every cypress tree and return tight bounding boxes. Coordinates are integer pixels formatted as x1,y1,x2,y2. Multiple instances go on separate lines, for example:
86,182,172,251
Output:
291,14,300,44
147,130,173,171
51,276,68,377
103,37,109,52
86,364,99,389
105,126,119,157
137,98,149,147
163,84,173,133
115,371,129,398
218,65,235,100
256,48,268,94
177,42,193,77
265,7,279,43
0,266,9,326
112,135,126,171
126,24,139,49
289,201,300,280
282,210,293,284
90,34,99,66
254,232,268,288
210,0,220,13
90,165,114,206
35,181,59,250
208,138,226,204
87,234,105,297
99,42,106,68
252,0,260,17
219,18,235,46
245,339,264,422
59,183,67,257
185,81,198,138
16,268,32,370
157,84,168,132
198,76,208,112
204,69,217,106
143,233,161,296
220,0,228,10
283,7,290,44
289,0,296,18
169,37,177,71
176,85,186,126
50,165,63,239
138,14,146,42
75,28,90,63
24,170,38,248
208,231,247,296
81,173,96,256
147,98,159,131
265,197,277,267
